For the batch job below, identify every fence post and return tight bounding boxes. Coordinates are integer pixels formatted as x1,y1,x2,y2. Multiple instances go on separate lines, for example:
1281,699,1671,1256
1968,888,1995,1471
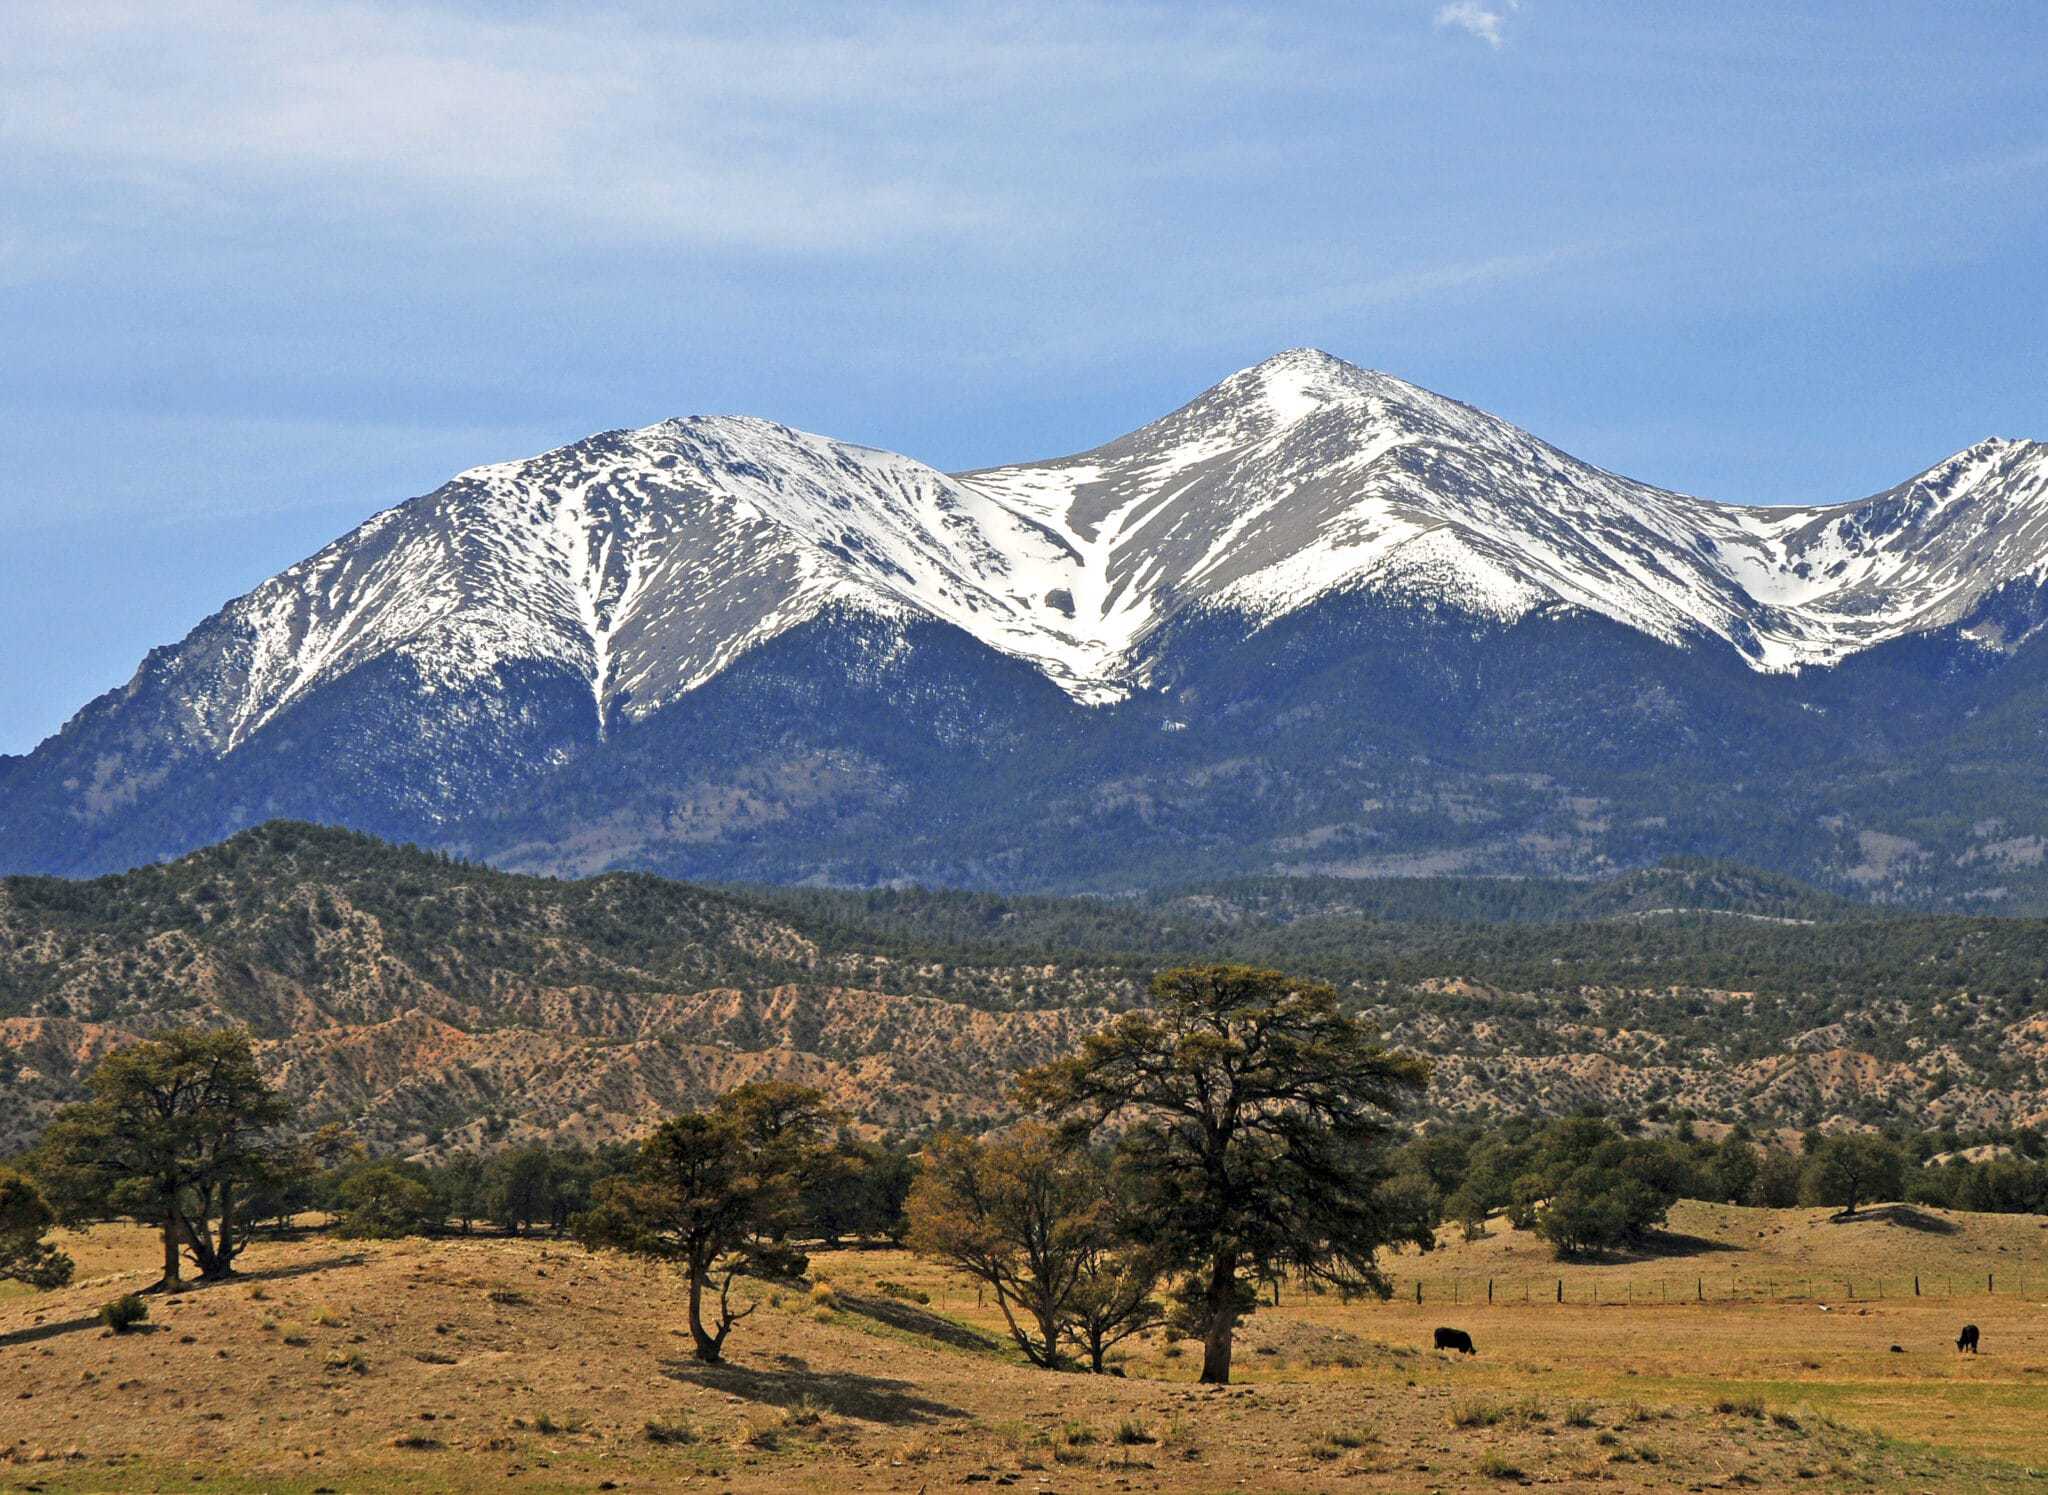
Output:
1914,1275,1920,1297
1557,1279,1563,1303
1488,1278,1494,1305
1989,1273,1994,1294
1697,1277,1703,1302
1415,1280,1422,1305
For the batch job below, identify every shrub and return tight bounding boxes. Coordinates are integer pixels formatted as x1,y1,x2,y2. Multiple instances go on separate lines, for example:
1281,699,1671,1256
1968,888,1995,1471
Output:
644,1419,697,1445
1448,1399,1506,1429
99,1294,148,1334
1114,1419,1156,1446
1478,1453,1526,1480
519,1411,586,1436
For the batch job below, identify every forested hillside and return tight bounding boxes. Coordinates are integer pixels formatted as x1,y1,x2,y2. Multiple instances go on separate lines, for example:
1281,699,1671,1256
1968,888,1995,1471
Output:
3,824,2046,1156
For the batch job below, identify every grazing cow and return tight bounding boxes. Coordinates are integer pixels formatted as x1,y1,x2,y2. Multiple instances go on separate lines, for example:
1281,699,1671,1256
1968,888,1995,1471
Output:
1433,1326,1476,1355
1957,1324,1980,1354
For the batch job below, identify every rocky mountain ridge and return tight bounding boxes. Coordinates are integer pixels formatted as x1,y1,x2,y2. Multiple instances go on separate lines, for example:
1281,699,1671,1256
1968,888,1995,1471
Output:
5,351,2048,900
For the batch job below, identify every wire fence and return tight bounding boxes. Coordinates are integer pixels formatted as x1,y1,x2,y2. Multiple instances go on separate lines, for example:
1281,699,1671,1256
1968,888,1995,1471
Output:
1373,1270,2041,1307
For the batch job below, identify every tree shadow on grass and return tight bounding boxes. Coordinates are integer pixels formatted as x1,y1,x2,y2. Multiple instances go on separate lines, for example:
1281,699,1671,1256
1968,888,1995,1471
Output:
1566,1229,1744,1265
0,1254,366,1350
232,1252,370,1283
1825,1204,1957,1234
0,1313,106,1350
660,1357,966,1425
830,1290,1005,1355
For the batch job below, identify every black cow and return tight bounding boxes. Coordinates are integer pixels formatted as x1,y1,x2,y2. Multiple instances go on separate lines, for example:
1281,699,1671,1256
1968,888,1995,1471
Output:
1957,1324,1980,1354
1433,1326,1476,1355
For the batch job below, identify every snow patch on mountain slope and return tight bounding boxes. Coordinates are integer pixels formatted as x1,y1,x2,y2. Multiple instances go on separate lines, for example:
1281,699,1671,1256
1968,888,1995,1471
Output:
109,350,2048,765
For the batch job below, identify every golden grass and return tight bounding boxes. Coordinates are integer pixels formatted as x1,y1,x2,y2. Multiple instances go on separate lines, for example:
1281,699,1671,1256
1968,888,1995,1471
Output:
1,1202,2044,1491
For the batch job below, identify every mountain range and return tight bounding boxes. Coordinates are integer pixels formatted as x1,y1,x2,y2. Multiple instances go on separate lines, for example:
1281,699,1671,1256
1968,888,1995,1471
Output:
6,349,2048,904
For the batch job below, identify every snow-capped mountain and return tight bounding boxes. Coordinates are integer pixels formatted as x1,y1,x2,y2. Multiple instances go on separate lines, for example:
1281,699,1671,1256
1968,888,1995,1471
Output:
134,348,2048,751
971,349,2048,678
5,348,2047,898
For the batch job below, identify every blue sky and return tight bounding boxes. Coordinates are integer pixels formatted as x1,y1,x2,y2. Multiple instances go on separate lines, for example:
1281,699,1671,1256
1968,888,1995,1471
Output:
4,0,2045,755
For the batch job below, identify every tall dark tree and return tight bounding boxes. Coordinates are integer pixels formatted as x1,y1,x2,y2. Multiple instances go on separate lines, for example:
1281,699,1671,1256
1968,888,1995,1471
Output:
432,1152,490,1235
803,1139,914,1246
574,1087,825,1363
35,1027,295,1290
1800,1133,1906,1217
0,1169,74,1290
488,1146,561,1236
1020,964,1429,1384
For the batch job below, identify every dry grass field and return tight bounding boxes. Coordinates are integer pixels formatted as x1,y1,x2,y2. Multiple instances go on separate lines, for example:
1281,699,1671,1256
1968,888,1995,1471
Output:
4,1202,2048,1492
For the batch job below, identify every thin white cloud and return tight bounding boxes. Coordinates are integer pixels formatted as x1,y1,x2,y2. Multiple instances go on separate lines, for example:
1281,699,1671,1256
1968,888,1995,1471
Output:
0,0,1313,257
1435,1,1518,48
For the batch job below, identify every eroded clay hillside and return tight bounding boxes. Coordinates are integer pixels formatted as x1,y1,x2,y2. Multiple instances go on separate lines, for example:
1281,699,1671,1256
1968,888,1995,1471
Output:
0,824,1131,1155
5,823,2047,1154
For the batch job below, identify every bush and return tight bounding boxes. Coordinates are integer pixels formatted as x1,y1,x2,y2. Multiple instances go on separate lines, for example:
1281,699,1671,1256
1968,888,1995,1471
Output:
335,1164,437,1239
99,1294,148,1334
1448,1399,1507,1429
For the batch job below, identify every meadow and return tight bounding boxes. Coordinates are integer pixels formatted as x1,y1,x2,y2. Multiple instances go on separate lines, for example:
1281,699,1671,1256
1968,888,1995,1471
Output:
4,1201,2046,1492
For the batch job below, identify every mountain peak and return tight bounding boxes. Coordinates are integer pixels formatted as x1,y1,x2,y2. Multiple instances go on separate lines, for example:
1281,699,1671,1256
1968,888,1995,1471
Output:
1216,346,1379,424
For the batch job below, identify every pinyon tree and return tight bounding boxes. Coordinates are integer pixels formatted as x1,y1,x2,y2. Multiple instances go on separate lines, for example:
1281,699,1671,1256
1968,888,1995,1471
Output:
1020,964,1429,1384
906,1122,1118,1369
35,1027,295,1290
1801,1133,1906,1218
574,1087,829,1363
0,1169,73,1290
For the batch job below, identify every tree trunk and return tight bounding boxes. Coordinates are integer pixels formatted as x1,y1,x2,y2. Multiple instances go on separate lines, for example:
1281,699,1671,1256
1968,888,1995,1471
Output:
204,1182,237,1280
686,1260,722,1363
155,1208,184,1293
1199,1252,1236,1385
1037,1306,1064,1371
